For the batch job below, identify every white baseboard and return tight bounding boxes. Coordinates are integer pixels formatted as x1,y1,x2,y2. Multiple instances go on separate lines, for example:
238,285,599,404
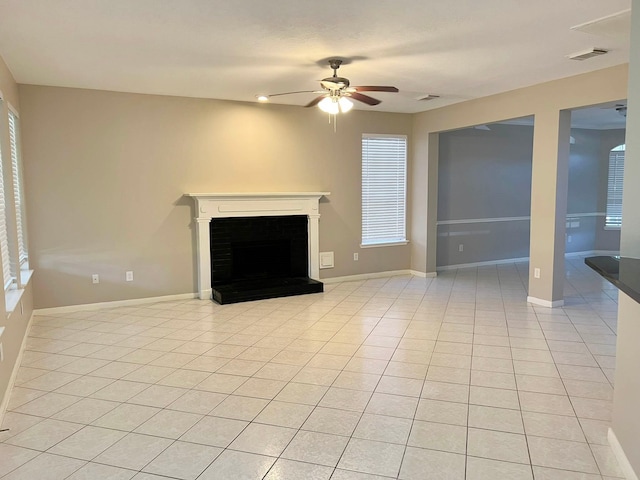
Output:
0,312,35,428
565,249,620,258
36,272,439,312
33,250,616,315
409,270,437,278
34,292,199,315
437,257,530,271
198,289,213,301
609,427,639,480
527,296,564,308
322,270,420,284
437,250,620,272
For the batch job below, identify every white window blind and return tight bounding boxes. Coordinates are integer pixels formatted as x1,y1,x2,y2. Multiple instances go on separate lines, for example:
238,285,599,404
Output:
606,144,625,229
362,134,407,246
8,109,27,265
0,100,13,289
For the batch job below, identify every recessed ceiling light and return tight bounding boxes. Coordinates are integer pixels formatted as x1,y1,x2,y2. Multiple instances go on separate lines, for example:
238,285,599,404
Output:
256,95,269,102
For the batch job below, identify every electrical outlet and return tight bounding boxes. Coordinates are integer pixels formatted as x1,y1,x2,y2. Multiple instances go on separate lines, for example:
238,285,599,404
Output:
353,253,359,261
458,244,464,252
92,274,99,284
534,268,541,279
567,235,572,243
126,271,134,282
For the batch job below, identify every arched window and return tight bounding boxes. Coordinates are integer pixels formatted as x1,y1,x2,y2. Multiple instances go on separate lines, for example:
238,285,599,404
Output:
606,144,625,228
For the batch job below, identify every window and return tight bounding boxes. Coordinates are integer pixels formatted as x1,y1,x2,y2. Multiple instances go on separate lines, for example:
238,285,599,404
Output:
605,144,625,229
8,109,28,268
0,97,29,295
0,98,13,290
0,99,11,289
361,134,407,246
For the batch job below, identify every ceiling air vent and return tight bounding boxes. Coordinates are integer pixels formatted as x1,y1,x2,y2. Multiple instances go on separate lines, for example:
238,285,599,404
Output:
567,48,609,61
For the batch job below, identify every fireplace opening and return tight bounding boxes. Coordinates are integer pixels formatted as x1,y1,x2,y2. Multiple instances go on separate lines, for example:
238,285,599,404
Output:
232,239,292,280
209,215,323,304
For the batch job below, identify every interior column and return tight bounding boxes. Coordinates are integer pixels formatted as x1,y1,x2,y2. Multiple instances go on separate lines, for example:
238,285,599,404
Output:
425,133,439,274
527,109,571,307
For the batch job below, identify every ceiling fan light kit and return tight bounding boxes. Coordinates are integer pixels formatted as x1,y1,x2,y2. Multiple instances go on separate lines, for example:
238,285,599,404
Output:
319,96,354,114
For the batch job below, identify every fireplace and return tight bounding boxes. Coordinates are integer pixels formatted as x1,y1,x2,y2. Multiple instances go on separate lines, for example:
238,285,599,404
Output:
186,192,329,304
209,215,322,303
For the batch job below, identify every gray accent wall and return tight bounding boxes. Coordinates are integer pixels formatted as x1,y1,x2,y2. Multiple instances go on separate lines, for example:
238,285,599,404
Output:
437,123,623,268
437,123,534,267
438,124,534,221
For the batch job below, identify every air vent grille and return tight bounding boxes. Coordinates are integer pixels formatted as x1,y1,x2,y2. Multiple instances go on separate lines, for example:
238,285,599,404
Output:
567,48,609,61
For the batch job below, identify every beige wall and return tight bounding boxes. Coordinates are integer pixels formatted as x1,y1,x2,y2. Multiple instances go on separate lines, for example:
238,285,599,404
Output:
0,56,19,109
411,65,628,294
0,55,33,423
18,85,413,308
0,284,33,419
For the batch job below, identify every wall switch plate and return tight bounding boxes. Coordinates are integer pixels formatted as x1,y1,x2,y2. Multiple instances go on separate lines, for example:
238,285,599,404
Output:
567,235,572,243
319,252,334,269
534,268,541,279
458,244,464,252
92,274,99,284
126,271,134,281
353,253,359,261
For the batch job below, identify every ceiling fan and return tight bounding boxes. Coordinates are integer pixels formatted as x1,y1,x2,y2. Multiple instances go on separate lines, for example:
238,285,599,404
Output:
600,103,627,117
259,59,399,114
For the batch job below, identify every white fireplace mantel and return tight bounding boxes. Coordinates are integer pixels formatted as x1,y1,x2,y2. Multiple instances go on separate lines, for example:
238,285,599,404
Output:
186,192,330,300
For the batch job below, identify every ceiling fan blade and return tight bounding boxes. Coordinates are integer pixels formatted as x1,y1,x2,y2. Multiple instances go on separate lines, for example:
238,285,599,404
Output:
352,86,399,93
267,90,317,98
305,95,326,107
349,92,381,106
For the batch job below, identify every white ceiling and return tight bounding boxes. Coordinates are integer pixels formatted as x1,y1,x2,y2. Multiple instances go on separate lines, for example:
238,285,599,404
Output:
0,0,631,113
571,102,627,129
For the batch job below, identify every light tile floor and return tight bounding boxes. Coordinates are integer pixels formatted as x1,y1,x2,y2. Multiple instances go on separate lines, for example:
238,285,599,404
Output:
0,257,624,479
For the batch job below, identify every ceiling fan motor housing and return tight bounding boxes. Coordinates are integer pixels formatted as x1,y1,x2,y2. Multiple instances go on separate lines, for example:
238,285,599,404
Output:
321,76,350,91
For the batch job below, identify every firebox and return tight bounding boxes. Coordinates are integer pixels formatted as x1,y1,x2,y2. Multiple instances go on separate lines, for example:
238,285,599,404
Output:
209,215,323,304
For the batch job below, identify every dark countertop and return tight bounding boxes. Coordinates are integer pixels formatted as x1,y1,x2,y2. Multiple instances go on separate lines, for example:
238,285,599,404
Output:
585,256,640,304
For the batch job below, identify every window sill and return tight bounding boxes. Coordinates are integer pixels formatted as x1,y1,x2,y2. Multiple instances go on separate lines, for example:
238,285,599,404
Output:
604,226,621,231
20,269,34,285
360,241,409,248
5,269,34,316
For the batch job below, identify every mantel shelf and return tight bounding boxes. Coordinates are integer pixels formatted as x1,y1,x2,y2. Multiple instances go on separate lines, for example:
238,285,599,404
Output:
186,192,330,198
